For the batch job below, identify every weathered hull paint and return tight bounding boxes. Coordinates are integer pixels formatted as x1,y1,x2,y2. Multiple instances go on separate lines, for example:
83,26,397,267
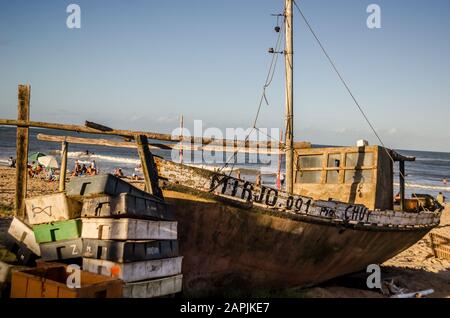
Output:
163,189,432,295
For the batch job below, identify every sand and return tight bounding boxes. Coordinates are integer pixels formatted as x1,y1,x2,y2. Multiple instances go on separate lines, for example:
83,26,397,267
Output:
0,166,449,298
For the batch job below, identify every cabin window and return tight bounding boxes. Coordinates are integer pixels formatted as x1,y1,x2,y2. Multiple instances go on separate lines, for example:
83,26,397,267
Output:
298,155,322,169
345,152,373,168
327,154,341,168
326,170,339,184
296,170,321,183
344,169,373,183
295,151,375,185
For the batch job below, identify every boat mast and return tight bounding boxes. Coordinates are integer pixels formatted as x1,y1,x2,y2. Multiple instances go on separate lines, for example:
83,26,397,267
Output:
284,0,294,193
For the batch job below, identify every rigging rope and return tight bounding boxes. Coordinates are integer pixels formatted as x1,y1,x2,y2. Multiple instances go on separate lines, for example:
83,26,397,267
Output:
214,15,286,178
292,0,410,183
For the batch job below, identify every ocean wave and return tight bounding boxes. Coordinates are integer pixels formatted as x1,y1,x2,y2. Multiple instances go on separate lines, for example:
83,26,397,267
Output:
394,182,450,192
65,152,140,165
415,157,450,164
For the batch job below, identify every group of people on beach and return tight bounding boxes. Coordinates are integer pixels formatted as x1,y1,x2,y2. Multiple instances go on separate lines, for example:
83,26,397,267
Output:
71,160,98,177
27,161,57,182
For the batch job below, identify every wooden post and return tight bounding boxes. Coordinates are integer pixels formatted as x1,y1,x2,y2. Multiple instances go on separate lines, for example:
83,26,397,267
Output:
59,141,68,191
284,0,294,193
15,84,31,219
135,134,164,200
399,160,405,211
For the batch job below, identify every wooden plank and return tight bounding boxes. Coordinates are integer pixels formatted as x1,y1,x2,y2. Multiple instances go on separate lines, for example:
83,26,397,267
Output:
85,120,113,132
15,85,31,219
37,133,286,154
59,141,68,191
0,118,310,150
134,134,163,199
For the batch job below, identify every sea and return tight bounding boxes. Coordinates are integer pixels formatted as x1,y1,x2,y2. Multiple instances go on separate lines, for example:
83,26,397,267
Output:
0,126,449,198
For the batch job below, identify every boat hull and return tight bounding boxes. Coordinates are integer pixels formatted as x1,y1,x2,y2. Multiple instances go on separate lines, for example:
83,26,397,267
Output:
163,189,432,296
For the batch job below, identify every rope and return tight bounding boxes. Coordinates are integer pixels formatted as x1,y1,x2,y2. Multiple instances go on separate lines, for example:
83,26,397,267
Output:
216,15,286,177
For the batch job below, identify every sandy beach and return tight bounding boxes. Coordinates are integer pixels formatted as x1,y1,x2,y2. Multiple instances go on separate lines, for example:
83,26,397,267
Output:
0,166,448,298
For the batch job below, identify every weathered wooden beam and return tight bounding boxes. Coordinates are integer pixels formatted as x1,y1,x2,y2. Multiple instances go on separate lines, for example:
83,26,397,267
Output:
1,118,314,151
15,85,31,219
135,134,164,200
391,150,415,162
85,120,113,132
59,141,68,191
36,133,287,154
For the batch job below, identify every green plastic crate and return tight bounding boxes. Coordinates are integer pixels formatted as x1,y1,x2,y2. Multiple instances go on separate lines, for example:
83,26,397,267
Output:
33,219,82,243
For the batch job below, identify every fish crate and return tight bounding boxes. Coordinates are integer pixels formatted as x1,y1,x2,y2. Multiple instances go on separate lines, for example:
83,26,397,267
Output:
81,218,177,240
10,265,123,298
7,217,41,256
40,238,83,261
25,193,82,225
82,256,183,283
123,274,183,298
4,234,38,266
81,193,172,220
66,174,151,198
82,239,179,262
33,219,82,244
430,232,450,261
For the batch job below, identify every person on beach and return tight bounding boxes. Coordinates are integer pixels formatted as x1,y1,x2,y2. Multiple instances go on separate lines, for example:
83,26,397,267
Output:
280,173,285,186
81,164,87,175
443,178,448,185
90,160,98,175
44,168,56,182
236,170,241,180
437,192,446,204
114,168,124,178
7,157,16,168
256,172,262,187
71,161,82,177
27,164,34,177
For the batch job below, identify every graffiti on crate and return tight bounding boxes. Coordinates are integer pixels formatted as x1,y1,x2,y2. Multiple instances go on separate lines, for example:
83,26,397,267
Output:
32,205,53,217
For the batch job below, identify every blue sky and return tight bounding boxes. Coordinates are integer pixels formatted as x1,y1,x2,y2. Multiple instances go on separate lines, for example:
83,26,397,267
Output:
0,0,449,152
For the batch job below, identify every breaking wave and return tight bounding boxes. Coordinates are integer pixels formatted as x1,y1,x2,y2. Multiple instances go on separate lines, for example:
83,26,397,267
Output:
394,182,450,192
65,152,140,165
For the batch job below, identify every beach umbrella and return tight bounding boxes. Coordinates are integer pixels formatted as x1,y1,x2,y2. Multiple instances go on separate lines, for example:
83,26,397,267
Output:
28,152,46,162
38,155,59,169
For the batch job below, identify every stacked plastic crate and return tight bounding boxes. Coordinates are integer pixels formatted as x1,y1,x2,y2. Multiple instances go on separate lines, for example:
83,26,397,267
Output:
25,193,84,264
66,174,183,298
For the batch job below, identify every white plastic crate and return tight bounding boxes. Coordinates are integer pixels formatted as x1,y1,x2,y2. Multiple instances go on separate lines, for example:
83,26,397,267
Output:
123,274,183,298
81,218,177,240
25,193,82,225
7,217,41,256
82,256,183,283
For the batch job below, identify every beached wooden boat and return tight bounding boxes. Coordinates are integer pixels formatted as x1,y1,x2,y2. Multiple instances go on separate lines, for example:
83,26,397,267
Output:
151,153,441,295
0,0,443,298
